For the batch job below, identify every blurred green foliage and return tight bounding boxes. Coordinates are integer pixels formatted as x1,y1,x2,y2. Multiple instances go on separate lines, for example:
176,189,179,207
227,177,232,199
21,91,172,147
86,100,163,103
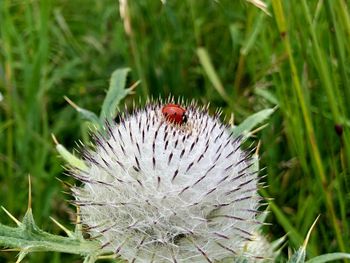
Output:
0,0,349,262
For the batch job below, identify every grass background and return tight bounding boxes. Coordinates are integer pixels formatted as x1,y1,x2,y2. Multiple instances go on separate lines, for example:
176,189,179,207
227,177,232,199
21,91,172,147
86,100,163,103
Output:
1,0,350,262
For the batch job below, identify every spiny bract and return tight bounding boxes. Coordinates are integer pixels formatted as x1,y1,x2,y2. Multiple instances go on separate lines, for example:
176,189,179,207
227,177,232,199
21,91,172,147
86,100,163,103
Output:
71,100,263,263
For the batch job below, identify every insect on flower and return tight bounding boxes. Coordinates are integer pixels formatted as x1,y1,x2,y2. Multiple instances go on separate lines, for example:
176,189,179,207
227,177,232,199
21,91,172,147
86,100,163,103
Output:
162,103,187,124
70,99,265,263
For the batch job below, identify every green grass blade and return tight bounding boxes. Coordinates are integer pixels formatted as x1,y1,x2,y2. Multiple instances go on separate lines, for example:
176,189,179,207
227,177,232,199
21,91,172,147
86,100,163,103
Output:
197,47,228,100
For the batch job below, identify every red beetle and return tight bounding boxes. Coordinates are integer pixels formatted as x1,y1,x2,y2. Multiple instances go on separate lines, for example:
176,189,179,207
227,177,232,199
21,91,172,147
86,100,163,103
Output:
162,104,187,125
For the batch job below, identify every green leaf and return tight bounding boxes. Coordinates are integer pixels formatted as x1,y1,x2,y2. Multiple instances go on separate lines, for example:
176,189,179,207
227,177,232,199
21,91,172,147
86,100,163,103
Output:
232,107,276,138
305,253,350,263
100,68,132,121
77,108,102,127
55,143,87,171
271,234,287,252
254,88,279,106
287,215,320,263
0,209,100,256
64,96,102,129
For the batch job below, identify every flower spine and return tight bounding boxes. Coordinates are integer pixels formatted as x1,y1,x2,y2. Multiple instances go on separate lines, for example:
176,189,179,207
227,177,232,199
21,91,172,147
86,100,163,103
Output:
71,100,263,263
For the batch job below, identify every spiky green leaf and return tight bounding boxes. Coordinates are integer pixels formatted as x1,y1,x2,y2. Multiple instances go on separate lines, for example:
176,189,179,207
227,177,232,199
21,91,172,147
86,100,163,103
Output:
232,107,276,138
0,209,100,256
287,248,306,263
73,105,102,128
55,143,87,171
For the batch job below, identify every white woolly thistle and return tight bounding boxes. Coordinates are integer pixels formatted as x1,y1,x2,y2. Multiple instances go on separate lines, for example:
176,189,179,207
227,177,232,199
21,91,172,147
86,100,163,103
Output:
71,100,264,263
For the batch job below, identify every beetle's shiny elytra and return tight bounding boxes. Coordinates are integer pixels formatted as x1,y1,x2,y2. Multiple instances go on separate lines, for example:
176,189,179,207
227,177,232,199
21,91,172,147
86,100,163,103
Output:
161,104,187,125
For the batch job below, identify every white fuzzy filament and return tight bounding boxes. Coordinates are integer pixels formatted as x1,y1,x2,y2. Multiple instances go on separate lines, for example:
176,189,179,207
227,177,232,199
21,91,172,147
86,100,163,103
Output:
72,101,262,263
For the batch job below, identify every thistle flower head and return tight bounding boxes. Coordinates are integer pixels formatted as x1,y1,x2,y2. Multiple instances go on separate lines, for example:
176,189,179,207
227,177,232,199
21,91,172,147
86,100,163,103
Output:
71,100,263,262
